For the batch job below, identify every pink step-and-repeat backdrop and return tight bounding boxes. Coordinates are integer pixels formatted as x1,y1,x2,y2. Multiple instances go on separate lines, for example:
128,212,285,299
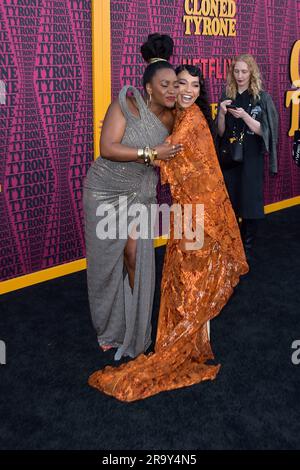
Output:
0,0,93,282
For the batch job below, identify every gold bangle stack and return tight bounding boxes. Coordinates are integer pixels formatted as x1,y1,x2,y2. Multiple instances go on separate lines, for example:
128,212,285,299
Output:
137,148,144,158
137,147,158,166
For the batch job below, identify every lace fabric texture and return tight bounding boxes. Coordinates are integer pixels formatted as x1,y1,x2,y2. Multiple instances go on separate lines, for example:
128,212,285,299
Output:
88,104,249,401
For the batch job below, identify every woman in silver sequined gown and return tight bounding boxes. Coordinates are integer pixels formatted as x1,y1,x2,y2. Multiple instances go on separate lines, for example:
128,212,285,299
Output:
83,34,181,360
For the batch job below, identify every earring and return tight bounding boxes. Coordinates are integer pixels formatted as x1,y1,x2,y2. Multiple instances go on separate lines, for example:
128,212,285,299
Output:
147,93,152,108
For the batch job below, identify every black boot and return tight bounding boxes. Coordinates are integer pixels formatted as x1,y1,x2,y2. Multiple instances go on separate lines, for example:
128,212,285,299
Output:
240,219,258,262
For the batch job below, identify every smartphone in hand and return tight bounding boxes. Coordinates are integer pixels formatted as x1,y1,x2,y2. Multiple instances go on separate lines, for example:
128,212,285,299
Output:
226,104,237,109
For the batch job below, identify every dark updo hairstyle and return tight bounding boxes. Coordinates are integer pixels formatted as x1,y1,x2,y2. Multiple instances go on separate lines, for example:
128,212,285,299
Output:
141,33,175,91
175,64,216,139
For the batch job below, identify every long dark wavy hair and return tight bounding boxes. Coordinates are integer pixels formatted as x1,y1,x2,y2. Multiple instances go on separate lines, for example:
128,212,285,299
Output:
175,64,216,139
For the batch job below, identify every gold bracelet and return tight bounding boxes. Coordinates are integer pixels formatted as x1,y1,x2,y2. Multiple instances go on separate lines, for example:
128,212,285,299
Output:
149,148,158,164
143,146,151,166
137,148,144,159
152,149,158,159
149,149,155,165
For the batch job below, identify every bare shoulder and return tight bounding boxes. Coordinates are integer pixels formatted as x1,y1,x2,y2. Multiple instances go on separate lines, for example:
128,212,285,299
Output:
103,97,125,125
106,97,122,114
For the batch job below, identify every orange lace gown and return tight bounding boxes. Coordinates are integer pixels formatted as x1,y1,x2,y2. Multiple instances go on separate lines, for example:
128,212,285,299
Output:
88,104,249,401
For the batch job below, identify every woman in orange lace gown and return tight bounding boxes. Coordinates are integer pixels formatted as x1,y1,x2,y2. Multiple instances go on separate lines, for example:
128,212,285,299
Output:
88,66,248,401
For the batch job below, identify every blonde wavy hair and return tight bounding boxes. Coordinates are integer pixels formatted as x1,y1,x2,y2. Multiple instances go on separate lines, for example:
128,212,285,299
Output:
226,54,262,101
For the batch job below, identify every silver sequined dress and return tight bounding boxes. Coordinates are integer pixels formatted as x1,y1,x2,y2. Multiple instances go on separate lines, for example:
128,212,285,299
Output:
83,86,169,360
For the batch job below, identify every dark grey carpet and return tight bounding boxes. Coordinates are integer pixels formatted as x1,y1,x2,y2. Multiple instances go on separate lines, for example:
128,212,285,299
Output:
0,206,300,450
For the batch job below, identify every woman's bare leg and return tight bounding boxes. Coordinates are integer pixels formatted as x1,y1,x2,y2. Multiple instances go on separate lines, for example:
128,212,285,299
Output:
124,234,137,290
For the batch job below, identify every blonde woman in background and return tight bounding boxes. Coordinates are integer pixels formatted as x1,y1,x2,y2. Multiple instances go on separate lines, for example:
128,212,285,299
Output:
217,54,278,262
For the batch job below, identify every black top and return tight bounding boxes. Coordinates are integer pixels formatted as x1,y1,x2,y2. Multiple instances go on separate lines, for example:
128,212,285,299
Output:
225,90,264,157
222,90,266,219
